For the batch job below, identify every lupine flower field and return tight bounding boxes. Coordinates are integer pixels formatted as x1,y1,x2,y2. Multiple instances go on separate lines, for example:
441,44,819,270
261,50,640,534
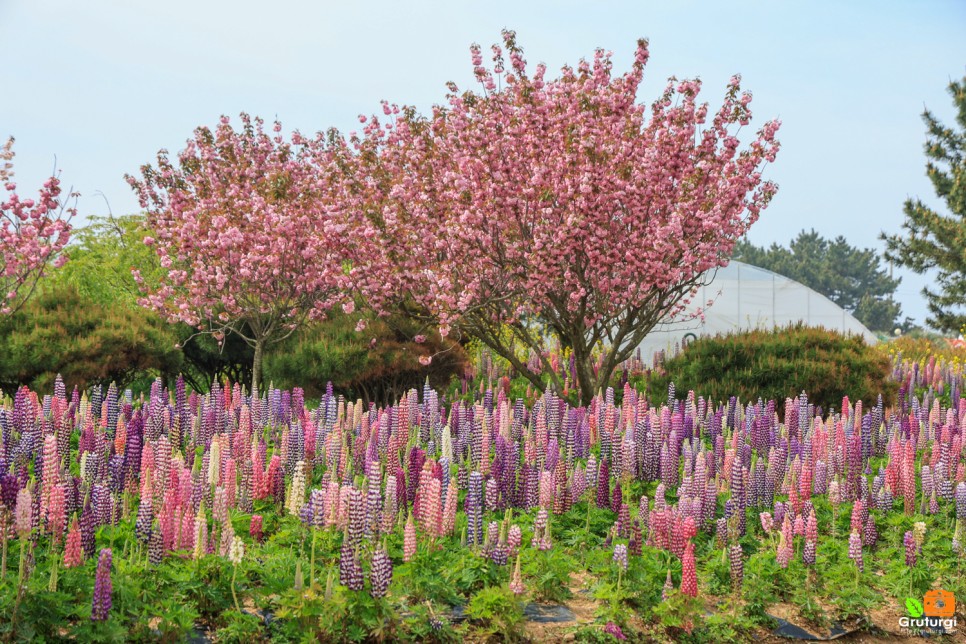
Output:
0,350,963,642
2,2,964,640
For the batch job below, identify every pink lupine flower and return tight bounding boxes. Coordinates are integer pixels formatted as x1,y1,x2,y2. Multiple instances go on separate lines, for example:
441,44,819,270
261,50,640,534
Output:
250,515,263,543
403,513,417,562
759,511,773,534
509,553,524,595
680,540,698,597
63,516,83,568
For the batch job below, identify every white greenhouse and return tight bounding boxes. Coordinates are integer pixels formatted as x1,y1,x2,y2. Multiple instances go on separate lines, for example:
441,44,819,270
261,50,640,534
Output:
636,260,878,364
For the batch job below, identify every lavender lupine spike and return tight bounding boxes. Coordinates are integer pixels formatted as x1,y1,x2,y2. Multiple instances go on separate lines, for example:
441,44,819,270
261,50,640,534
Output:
613,543,628,571
956,482,966,520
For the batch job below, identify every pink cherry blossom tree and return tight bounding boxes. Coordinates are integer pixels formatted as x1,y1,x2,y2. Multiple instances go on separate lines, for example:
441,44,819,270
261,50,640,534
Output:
0,137,75,316
127,114,350,395
346,32,782,403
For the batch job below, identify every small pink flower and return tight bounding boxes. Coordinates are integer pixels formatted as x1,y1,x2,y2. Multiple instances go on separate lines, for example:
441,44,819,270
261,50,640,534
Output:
418,356,432,366
413,334,426,344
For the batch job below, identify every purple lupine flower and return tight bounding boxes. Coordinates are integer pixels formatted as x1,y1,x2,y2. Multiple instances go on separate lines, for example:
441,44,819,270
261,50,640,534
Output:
604,621,627,640
489,542,509,566
903,530,917,568
715,517,728,547
370,548,393,598
863,515,878,549
629,519,643,556
534,507,548,544
613,543,628,571
467,471,483,546
638,495,649,531
956,482,966,520
339,537,364,591
848,531,863,572
148,524,163,567
486,521,499,549
91,548,113,621
507,524,522,556
803,540,816,566
80,505,96,559
347,487,366,549
134,491,153,544
729,543,743,588
610,483,622,515
485,477,499,512
773,501,786,528
596,459,610,510
302,488,325,527
616,503,630,538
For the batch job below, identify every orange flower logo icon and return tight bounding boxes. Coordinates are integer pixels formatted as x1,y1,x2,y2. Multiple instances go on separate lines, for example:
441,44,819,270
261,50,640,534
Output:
923,590,955,619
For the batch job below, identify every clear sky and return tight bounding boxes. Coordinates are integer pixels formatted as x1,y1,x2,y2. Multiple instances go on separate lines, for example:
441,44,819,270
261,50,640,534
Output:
1,0,964,325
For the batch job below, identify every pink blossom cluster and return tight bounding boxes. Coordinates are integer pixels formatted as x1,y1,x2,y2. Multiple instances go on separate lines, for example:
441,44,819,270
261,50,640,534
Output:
0,138,74,315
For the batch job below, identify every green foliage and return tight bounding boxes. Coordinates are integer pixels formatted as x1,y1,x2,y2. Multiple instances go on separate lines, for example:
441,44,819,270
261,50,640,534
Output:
648,323,895,412
396,602,461,643
53,214,158,307
465,584,526,641
275,584,397,643
0,284,182,393
177,328,254,392
521,548,574,603
395,545,463,606
680,609,757,644
733,229,904,332
882,76,966,334
48,214,255,391
570,624,620,643
650,589,705,637
213,610,264,643
264,311,468,405
442,547,505,599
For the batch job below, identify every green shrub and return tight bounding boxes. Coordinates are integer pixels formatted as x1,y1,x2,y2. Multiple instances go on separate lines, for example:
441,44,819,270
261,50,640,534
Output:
465,585,526,642
0,285,182,393
264,312,468,405
647,324,894,412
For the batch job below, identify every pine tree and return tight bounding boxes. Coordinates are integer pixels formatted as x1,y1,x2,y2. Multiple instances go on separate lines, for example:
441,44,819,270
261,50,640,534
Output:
882,76,966,333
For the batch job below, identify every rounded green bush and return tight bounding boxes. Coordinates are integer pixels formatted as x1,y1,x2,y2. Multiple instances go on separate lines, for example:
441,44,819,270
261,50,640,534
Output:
647,323,895,412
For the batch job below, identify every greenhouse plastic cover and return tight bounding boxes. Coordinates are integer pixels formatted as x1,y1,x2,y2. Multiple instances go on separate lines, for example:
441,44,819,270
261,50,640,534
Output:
636,260,878,364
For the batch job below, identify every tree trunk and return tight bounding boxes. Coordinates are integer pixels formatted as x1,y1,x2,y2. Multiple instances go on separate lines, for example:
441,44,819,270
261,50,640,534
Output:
572,349,598,406
251,338,264,398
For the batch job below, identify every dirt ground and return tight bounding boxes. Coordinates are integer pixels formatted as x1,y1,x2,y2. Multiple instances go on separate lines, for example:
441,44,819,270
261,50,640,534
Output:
520,577,966,643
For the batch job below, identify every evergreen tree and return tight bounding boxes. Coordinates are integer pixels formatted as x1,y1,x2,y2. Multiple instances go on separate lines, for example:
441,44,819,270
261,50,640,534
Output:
882,76,966,334
733,230,903,331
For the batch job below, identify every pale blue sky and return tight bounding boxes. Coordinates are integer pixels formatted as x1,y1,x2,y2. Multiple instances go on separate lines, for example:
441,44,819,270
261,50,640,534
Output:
1,0,964,325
